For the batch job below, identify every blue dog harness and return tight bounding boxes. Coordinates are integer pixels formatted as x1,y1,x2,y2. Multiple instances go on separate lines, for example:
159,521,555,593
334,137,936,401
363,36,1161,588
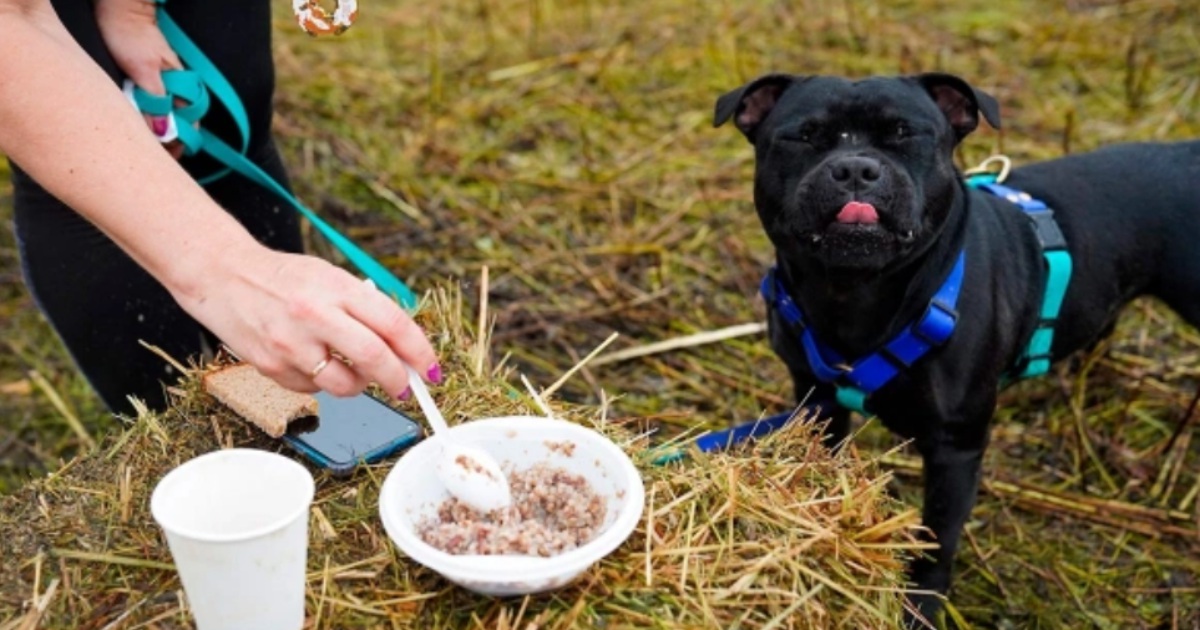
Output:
760,175,1073,414
761,252,964,413
124,0,418,310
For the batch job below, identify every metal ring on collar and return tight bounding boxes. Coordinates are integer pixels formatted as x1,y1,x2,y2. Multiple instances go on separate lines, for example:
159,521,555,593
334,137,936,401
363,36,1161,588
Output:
963,154,1013,183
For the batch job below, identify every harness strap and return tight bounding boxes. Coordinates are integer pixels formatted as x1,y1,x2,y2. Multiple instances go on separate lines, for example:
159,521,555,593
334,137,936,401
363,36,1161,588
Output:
967,176,1072,378
124,1,419,310
761,250,966,414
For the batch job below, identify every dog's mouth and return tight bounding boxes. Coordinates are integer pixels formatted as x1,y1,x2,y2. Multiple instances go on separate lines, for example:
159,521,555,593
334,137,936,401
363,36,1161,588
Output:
806,201,917,247
835,201,881,225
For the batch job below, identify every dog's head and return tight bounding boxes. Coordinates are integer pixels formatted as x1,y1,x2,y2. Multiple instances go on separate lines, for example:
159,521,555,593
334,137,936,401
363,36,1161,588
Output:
715,73,1000,272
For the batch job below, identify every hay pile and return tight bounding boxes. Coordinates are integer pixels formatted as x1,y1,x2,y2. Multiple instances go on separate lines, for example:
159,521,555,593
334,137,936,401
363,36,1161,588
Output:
4,1,1200,626
0,286,924,629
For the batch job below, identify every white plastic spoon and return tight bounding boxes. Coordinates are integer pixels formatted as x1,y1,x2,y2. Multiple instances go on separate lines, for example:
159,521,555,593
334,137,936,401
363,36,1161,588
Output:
403,364,513,513
361,279,512,512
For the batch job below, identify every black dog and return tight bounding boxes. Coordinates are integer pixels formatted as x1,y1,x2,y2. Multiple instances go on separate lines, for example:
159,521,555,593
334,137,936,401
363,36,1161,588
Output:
714,72,1200,622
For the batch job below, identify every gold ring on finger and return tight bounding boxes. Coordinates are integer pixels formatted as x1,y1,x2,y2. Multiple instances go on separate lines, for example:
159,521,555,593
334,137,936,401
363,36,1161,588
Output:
310,356,332,378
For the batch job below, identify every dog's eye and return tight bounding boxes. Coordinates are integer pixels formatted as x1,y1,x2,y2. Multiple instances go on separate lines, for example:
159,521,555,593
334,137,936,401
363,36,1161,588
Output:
795,122,820,143
778,123,822,146
893,122,910,139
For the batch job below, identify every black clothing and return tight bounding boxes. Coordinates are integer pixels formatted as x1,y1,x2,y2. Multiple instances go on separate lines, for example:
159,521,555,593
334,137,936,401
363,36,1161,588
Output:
10,0,302,414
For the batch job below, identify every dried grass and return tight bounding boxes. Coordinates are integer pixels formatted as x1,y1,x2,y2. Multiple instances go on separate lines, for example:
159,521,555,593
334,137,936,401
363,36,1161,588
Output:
0,284,923,628
2,0,1199,627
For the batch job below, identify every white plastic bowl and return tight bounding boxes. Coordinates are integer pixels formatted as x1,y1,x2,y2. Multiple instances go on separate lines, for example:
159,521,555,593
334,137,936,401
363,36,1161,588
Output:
379,416,645,596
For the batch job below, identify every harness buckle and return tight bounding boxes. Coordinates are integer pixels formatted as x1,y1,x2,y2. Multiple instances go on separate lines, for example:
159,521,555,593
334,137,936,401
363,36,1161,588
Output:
878,345,911,369
1026,210,1068,251
913,298,959,346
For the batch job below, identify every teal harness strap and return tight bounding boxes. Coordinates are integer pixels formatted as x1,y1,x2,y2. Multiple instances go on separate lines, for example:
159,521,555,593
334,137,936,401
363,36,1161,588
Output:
128,2,418,310
966,174,1073,379
1024,249,1072,377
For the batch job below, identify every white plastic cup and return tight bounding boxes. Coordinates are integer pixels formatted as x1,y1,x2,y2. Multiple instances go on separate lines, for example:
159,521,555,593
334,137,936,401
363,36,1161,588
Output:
150,449,314,630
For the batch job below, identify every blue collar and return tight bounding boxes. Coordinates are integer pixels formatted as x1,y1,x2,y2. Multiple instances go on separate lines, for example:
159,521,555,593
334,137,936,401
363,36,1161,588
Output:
760,250,966,414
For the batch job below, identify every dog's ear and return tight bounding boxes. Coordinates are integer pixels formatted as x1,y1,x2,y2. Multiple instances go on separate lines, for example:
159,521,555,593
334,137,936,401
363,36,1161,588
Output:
915,73,1001,141
714,74,796,143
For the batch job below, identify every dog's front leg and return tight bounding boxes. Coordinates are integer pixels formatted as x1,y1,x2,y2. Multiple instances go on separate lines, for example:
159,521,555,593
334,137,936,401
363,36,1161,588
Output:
819,405,850,451
790,380,849,451
905,426,988,627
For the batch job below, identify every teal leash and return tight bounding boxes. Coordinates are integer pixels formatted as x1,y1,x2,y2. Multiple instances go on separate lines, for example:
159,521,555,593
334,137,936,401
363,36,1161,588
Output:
126,2,419,311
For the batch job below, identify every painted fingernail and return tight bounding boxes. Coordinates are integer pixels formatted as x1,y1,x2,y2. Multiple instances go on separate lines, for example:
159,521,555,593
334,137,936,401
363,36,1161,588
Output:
151,116,168,137
427,363,443,385
398,387,411,401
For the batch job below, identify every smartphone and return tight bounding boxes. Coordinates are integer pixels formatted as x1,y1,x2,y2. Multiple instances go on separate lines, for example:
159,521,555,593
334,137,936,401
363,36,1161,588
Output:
282,391,424,475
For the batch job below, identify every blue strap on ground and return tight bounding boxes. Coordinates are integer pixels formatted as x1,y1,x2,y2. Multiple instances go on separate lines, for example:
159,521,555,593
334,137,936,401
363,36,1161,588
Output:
651,394,843,465
694,411,797,452
966,176,1072,378
650,410,804,465
130,2,418,310
761,250,965,414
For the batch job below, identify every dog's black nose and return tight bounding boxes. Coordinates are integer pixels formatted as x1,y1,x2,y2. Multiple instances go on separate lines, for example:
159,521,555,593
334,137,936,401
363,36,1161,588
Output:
829,156,882,187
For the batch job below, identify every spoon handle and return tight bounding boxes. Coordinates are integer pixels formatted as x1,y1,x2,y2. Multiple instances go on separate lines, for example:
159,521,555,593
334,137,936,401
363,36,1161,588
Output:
404,365,450,435
361,279,451,437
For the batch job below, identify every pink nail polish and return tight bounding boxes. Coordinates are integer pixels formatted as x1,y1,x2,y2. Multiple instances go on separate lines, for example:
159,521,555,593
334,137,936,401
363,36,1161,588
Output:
426,363,443,384
151,117,168,137
398,387,411,401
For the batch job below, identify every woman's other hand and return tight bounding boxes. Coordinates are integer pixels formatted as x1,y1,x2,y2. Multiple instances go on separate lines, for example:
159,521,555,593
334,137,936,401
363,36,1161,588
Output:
95,0,185,158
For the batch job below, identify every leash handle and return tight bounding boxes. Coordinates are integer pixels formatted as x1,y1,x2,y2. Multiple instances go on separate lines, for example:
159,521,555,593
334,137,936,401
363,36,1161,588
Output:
152,8,249,184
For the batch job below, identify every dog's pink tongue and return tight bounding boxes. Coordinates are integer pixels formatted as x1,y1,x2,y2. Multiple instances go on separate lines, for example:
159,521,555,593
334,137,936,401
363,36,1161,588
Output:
836,201,879,224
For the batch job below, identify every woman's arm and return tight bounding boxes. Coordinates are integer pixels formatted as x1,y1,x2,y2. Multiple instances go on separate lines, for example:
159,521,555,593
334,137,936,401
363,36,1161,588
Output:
0,0,437,400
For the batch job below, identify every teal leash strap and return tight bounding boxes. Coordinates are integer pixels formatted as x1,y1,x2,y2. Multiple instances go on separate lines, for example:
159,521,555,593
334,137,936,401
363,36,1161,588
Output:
130,2,419,310
136,7,249,184
201,134,420,310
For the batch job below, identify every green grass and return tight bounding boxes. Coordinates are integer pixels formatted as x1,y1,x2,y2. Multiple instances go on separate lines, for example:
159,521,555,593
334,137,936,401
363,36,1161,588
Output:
3,0,1199,626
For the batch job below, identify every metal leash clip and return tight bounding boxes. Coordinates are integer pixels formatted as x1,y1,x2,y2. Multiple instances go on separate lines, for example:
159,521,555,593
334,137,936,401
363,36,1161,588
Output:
963,154,1012,183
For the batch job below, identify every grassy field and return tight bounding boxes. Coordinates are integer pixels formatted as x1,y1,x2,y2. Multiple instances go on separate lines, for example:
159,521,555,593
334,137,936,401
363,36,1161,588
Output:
2,0,1199,627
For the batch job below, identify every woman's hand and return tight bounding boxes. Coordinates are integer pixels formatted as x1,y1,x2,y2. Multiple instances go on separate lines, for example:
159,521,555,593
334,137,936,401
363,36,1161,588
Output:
95,0,185,158
171,243,440,400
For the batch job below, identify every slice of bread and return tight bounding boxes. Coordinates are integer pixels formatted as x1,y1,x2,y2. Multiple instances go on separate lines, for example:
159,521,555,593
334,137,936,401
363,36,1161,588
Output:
203,363,319,438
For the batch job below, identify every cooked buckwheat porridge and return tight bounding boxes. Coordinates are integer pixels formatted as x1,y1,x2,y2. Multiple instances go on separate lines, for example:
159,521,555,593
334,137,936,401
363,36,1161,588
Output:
417,462,607,556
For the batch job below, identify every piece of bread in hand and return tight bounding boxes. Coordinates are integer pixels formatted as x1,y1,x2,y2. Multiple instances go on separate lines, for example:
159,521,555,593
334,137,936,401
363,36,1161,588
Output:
203,363,319,438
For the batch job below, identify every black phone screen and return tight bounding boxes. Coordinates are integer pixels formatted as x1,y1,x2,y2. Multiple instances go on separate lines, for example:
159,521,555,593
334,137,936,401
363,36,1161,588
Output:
284,391,423,471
